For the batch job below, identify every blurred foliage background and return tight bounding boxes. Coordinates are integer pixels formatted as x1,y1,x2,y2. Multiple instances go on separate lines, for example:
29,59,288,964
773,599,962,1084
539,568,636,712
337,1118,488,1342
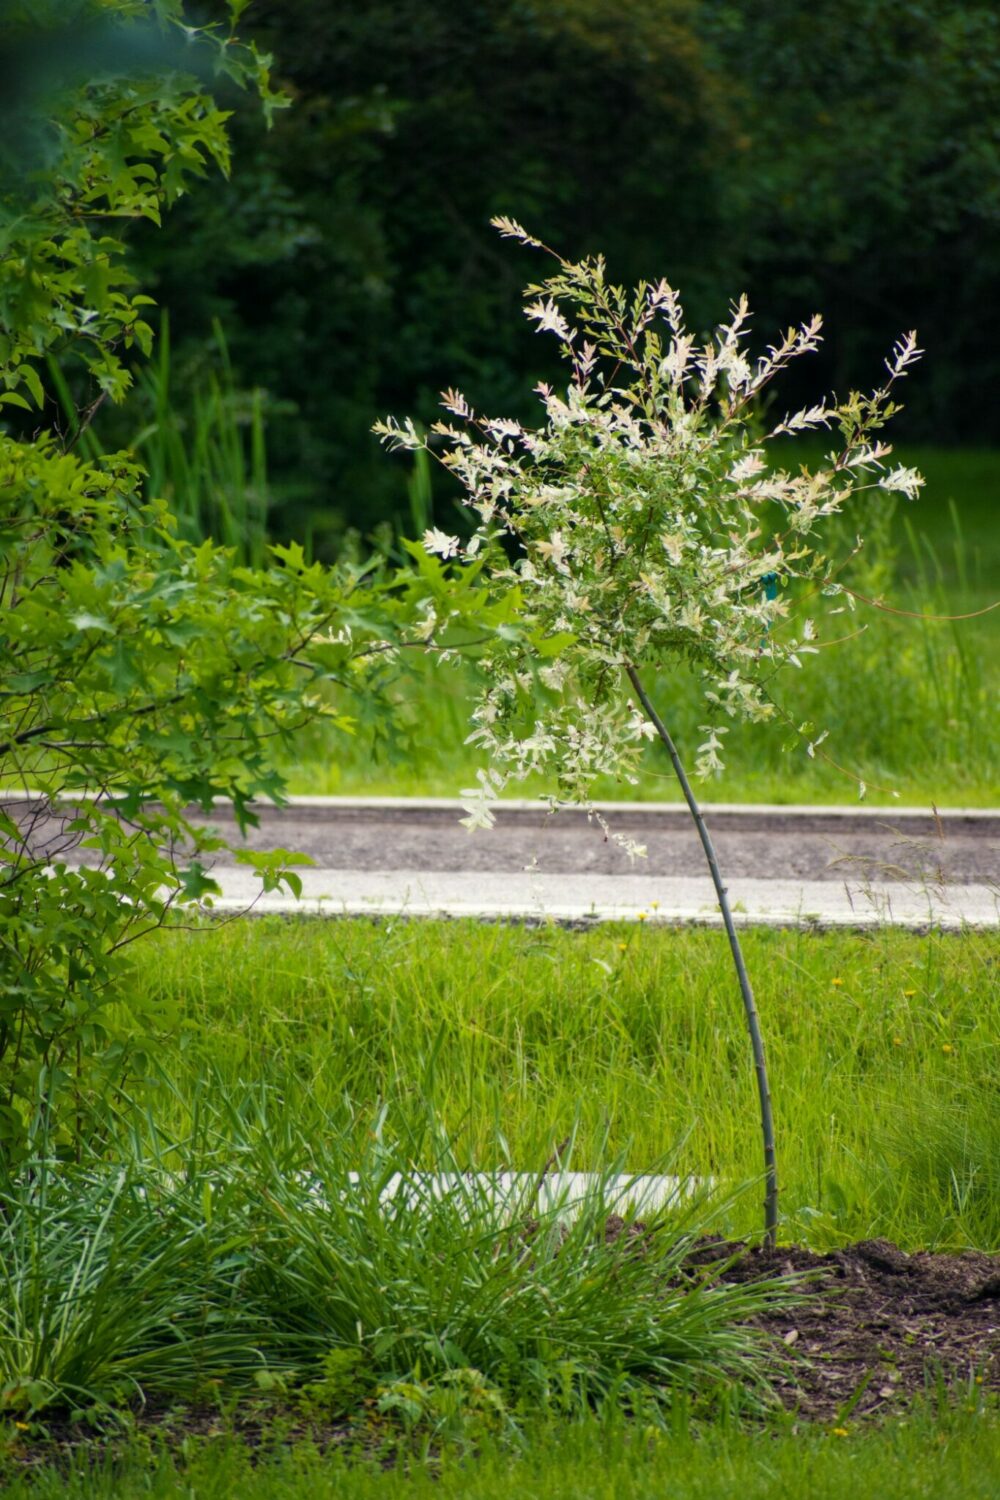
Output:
107,0,1000,555
1,0,994,802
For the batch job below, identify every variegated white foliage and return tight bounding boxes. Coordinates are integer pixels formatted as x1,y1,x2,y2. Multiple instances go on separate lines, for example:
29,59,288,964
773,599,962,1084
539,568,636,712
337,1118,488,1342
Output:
375,224,923,838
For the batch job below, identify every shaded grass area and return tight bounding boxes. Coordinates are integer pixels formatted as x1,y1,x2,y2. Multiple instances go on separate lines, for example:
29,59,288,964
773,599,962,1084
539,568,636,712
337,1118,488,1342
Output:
891,447,999,587
121,918,1000,1250
287,448,999,806
4,1404,998,1498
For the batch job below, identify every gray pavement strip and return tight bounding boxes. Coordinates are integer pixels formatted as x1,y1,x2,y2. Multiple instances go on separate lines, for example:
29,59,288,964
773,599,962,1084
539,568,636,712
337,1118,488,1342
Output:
9,793,997,925
200,867,999,930
187,799,997,886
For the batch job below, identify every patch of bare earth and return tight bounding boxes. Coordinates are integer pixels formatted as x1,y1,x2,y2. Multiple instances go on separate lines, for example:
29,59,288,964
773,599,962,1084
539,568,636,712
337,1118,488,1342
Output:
684,1234,1000,1422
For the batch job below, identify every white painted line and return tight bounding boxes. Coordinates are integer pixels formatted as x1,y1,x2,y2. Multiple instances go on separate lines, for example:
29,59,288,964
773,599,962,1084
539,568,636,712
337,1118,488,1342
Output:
5,790,993,818
202,867,1000,929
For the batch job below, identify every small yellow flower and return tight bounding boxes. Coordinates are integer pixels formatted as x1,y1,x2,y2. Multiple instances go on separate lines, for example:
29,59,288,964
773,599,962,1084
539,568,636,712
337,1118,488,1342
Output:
637,911,647,921
651,901,660,911
976,1376,984,1385
903,988,916,998
892,1036,904,1047
14,1422,29,1432
942,1043,954,1054
831,1426,849,1438
831,977,844,988
617,942,628,952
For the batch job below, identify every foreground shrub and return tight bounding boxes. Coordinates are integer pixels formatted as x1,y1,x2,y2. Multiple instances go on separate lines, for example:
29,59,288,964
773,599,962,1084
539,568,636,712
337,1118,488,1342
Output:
0,1094,799,1419
0,3,468,1157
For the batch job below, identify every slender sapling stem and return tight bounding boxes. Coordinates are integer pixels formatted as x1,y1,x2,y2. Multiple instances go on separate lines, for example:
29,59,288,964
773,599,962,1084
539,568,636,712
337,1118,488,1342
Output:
626,663,779,1247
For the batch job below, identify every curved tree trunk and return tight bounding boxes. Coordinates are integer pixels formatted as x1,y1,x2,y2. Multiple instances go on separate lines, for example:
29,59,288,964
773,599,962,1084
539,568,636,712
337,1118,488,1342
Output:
626,664,778,1247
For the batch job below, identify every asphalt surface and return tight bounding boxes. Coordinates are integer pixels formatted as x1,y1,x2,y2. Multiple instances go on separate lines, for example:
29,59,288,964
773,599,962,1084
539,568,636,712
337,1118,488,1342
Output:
10,796,998,928
193,799,997,885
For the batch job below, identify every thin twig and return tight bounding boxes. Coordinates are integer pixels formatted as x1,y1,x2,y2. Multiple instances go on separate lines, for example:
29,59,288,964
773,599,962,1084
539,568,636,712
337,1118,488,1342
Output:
527,1136,572,1219
833,583,999,622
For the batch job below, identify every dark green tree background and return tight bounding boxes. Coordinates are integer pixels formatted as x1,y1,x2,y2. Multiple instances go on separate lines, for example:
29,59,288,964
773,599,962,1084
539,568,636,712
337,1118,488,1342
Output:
128,0,999,550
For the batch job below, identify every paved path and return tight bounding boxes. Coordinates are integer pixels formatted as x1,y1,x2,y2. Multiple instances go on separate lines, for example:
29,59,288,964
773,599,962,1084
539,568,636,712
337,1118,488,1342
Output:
12,794,997,927
195,797,996,880
191,799,997,929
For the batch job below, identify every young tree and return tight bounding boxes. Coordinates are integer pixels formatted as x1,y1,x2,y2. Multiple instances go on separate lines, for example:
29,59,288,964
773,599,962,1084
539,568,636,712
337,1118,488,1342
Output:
377,220,923,1244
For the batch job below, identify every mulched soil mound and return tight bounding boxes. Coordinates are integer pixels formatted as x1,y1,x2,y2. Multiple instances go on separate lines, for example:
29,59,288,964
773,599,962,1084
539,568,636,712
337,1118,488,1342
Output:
681,1233,1000,1422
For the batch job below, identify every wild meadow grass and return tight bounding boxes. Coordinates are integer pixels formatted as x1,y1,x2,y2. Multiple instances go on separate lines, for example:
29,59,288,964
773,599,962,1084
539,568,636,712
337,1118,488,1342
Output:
287,448,998,806
120,918,1000,1252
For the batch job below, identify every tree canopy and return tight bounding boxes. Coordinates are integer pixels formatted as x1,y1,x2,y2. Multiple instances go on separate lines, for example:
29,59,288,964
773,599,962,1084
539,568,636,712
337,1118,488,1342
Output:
122,0,998,549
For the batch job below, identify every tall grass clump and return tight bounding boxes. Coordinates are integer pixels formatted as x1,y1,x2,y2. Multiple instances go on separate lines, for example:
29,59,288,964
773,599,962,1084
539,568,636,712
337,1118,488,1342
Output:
0,1091,799,1421
0,1151,265,1417
232,1094,793,1414
48,315,273,567
124,315,272,567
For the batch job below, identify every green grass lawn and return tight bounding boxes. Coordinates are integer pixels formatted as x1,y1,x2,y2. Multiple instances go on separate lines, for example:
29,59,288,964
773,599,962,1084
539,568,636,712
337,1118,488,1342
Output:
5,1406,999,1499
127,918,999,1250
3,916,998,1491
285,447,999,807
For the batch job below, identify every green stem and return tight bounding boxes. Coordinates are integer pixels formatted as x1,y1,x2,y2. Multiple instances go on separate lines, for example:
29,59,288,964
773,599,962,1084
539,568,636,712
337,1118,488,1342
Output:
626,663,778,1247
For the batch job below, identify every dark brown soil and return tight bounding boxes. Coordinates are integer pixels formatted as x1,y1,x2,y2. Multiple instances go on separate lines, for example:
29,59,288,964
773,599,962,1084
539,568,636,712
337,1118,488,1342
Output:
681,1233,1000,1422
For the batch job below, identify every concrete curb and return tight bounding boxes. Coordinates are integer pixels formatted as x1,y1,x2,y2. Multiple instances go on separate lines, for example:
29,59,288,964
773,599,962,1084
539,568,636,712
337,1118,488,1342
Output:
200,868,1000,930
276,795,996,820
